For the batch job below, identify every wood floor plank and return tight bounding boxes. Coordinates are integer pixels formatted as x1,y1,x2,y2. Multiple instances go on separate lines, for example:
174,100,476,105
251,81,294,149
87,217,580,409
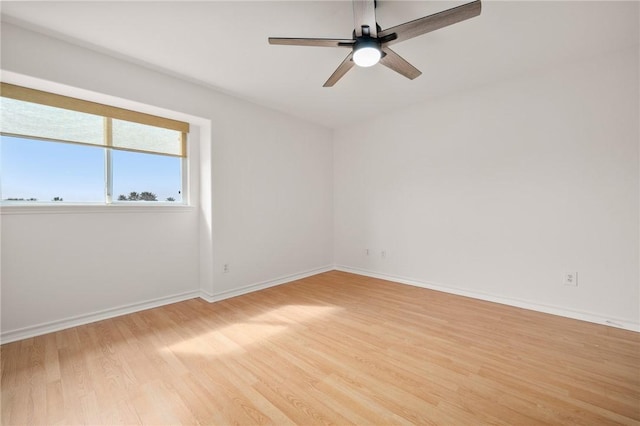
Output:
1,271,639,425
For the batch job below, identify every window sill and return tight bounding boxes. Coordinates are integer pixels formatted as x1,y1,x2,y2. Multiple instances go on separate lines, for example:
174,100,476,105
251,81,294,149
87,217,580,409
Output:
0,203,196,215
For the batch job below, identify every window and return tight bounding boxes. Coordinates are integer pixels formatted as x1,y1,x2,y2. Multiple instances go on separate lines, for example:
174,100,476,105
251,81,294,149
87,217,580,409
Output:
1,135,104,202
0,83,189,205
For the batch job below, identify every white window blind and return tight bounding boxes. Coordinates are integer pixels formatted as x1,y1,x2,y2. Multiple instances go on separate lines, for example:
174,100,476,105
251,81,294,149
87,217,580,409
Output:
0,83,188,157
112,119,184,157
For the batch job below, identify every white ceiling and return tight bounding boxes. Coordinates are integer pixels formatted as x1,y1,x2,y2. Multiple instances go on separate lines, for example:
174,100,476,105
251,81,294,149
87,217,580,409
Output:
1,1,638,128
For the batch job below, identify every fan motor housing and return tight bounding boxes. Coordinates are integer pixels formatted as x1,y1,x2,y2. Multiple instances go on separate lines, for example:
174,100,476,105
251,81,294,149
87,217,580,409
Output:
353,36,381,53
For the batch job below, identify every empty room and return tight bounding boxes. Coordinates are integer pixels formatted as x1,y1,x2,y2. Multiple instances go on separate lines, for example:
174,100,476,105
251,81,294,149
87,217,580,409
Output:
1,0,638,424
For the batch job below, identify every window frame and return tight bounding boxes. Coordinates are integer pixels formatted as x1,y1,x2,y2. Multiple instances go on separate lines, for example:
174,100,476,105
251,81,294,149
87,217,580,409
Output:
1,83,191,208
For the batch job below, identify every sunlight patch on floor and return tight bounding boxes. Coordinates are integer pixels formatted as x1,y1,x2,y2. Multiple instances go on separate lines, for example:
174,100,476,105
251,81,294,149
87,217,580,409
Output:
165,304,341,356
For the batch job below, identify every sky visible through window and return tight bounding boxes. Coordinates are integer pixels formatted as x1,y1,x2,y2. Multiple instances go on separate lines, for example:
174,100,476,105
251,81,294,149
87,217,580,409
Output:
1,135,182,202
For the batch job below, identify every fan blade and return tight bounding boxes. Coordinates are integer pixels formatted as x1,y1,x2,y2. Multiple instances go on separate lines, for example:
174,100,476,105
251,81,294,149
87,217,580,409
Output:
380,47,422,80
378,0,481,46
352,0,377,37
268,37,355,48
323,52,355,87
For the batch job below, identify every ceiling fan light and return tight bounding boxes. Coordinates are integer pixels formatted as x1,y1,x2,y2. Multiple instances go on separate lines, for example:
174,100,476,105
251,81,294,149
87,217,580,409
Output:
353,44,381,67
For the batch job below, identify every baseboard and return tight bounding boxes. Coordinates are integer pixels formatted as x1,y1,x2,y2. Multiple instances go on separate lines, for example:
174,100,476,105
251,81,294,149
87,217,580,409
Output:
5,264,634,344
1,266,334,344
0,290,201,344
199,265,334,303
335,265,640,333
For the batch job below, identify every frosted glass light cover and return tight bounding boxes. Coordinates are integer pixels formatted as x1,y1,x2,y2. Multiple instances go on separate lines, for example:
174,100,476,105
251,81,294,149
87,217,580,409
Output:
353,47,381,67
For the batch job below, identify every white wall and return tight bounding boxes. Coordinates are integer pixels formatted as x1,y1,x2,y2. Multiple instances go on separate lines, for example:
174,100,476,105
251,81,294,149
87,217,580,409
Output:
1,22,334,341
334,47,639,328
1,210,200,334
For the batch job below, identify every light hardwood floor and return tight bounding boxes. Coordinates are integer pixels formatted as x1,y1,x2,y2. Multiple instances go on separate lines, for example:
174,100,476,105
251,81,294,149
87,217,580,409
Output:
2,271,639,425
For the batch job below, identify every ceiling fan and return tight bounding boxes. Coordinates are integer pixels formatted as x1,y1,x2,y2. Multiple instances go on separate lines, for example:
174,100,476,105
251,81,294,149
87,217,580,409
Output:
268,0,481,87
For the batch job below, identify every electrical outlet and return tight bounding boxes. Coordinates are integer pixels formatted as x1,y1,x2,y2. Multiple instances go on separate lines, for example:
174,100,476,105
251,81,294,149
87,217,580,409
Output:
365,248,370,256
223,264,230,273
381,250,387,259
563,272,577,286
